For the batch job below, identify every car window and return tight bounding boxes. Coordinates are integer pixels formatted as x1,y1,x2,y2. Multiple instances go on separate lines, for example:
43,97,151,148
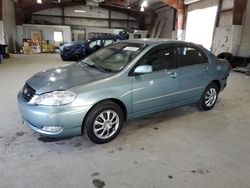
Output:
137,46,177,72
178,46,208,67
89,40,101,48
103,39,114,46
82,43,147,72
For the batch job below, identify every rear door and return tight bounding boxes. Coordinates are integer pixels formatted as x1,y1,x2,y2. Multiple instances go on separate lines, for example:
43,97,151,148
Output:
131,44,180,117
103,39,114,47
177,44,212,105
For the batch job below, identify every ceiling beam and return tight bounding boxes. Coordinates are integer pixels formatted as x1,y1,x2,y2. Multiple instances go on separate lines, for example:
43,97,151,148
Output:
160,0,185,30
160,0,184,9
22,1,85,24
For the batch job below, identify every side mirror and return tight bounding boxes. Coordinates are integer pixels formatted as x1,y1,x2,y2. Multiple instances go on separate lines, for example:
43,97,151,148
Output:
134,65,153,75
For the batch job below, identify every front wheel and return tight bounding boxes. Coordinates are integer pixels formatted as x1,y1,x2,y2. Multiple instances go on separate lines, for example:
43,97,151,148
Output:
197,83,219,111
73,53,82,61
84,101,124,144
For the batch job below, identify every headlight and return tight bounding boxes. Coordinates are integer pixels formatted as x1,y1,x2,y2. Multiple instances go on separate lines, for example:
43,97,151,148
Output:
35,91,76,106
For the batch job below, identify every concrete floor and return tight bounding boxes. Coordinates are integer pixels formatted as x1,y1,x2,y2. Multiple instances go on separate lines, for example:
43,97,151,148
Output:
0,54,250,188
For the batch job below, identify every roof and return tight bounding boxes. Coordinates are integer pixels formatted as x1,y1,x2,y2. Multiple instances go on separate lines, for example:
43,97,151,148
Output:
121,38,189,45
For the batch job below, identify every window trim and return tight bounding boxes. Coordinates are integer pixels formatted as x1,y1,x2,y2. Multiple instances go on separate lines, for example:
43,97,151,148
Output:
177,43,209,67
129,44,178,76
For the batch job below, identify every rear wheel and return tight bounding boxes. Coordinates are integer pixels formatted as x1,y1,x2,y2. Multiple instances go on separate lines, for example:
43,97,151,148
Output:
84,101,124,144
197,83,218,111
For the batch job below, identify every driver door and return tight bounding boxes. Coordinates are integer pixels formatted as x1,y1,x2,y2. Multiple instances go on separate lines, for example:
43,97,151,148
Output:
131,45,180,117
87,39,101,54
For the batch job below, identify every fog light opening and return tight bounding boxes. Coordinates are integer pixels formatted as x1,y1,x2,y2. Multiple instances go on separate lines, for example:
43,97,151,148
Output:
42,126,63,133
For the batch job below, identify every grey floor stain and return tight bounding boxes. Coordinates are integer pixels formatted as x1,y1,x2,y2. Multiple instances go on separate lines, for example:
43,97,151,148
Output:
133,160,138,165
191,168,209,174
153,127,159,130
91,172,100,177
16,131,25,137
141,147,145,150
168,175,173,179
92,179,105,188
55,142,65,145
118,147,123,151
109,150,114,154
74,143,82,147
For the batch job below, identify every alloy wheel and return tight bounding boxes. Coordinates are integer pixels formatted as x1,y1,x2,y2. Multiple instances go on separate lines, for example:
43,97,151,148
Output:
93,110,120,139
205,88,217,107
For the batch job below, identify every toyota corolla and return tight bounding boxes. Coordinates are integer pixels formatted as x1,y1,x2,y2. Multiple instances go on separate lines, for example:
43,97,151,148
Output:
17,39,230,144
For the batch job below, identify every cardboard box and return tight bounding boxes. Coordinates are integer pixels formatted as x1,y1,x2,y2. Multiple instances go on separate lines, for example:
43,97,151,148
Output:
31,46,41,54
23,46,31,55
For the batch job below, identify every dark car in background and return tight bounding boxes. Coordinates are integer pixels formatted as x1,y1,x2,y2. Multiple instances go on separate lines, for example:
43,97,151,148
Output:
60,35,125,61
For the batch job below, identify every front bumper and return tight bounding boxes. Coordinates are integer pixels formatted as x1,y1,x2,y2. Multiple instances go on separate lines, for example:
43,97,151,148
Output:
17,92,91,138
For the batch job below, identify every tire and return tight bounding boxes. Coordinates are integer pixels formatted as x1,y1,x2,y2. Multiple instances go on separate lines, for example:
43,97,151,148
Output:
60,54,66,61
73,53,82,61
84,101,124,144
217,52,236,68
197,83,219,111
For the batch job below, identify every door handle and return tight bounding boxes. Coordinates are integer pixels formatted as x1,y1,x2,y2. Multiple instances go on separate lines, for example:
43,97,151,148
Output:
204,67,209,72
169,72,178,78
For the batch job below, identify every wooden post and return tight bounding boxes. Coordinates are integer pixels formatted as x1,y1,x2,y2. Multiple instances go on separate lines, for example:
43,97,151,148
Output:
233,0,247,25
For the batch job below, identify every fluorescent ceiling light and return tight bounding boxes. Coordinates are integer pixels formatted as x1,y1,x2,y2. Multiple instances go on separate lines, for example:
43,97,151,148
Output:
37,0,42,4
74,10,86,13
140,6,144,12
141,1,148,7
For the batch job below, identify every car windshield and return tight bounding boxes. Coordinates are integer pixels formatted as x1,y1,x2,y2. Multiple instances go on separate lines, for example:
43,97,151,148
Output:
81,42,147,72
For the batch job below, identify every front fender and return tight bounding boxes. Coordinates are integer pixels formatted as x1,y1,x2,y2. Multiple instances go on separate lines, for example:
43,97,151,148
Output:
70,84,132,114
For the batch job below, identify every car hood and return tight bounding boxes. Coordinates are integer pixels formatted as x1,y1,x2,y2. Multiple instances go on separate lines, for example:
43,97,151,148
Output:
26,63,113,94
60,42,86,51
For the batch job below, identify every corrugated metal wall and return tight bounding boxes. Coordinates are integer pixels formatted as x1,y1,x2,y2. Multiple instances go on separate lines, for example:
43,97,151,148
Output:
238,0,250,57
0,21,4,44
156,7,175,39
18,24,71,46
31,6,138,29
2,0,17,53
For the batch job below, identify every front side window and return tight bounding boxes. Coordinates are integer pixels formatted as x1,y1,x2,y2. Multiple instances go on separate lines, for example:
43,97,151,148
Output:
137,46,177,72
81,43,147,72
89,40,101,48
178,46,208,67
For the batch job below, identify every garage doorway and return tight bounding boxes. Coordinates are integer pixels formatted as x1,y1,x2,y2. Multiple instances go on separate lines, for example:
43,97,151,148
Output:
185,6,218,50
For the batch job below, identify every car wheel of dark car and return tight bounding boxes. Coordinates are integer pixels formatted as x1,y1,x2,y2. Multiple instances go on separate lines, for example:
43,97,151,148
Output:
60,54,66,61
197,83,219,111
84,101,124,144
73,53,82,61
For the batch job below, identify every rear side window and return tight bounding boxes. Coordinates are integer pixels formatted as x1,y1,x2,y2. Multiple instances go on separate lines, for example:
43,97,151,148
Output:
103,39,114,46
178,46,208,67
138,46,177,72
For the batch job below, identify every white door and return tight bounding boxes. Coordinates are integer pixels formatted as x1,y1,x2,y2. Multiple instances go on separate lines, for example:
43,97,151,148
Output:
185,6,218,50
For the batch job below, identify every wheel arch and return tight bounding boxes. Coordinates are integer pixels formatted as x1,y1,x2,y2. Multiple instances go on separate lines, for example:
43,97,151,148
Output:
81,98,128,134
211,80,221,92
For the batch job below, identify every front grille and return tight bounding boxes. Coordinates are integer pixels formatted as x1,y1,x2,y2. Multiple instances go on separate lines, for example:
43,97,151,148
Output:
22,83,36,102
